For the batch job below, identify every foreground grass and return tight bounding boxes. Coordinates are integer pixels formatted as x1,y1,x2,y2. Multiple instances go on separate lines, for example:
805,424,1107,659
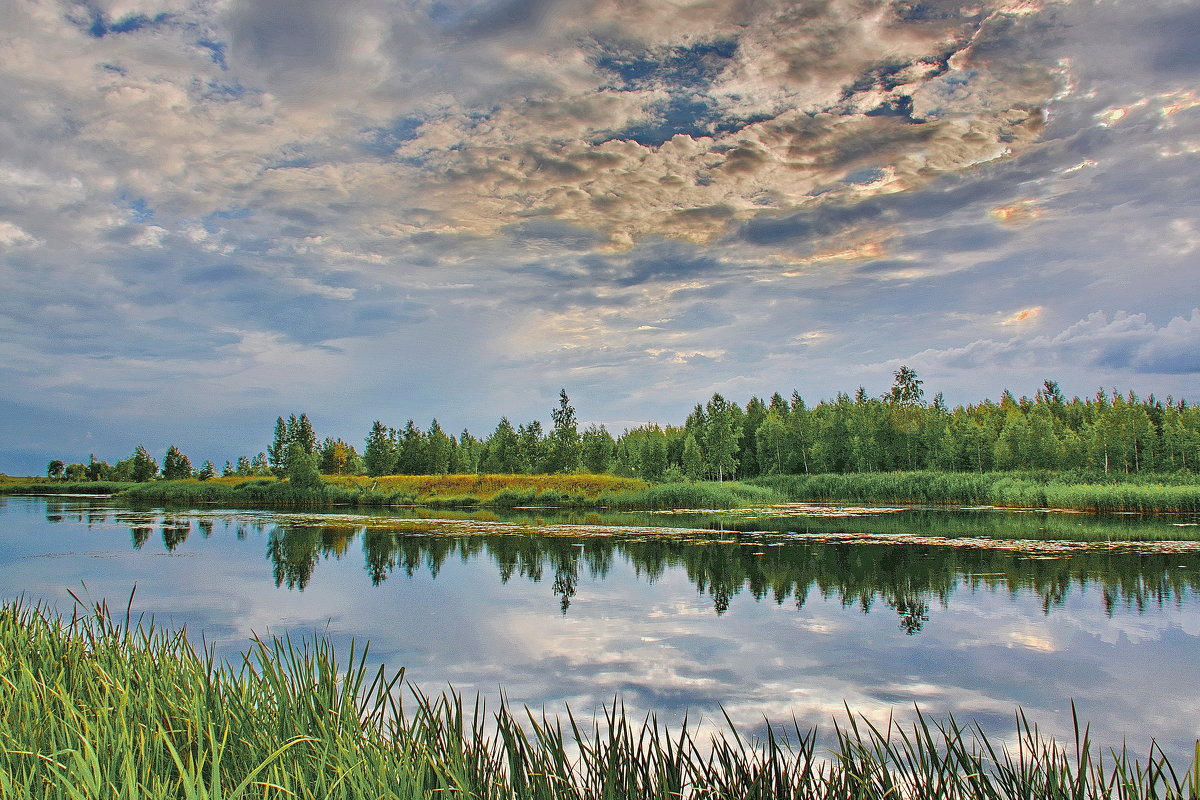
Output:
751,471,1200,513
2,598,1197,800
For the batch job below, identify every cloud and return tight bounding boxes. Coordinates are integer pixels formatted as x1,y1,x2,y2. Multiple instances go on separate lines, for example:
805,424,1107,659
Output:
1,0,1199,473
912,309,1200,378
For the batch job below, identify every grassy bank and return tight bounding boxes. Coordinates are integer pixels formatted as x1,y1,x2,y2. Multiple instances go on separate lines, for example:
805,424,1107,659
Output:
0,480,137,495
750,471,1200,513
113,474,782,510
10,470,1200,513
2,598,1195,800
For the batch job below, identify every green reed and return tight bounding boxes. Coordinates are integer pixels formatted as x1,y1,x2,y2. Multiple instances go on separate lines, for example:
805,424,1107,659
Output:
751,471,1200,513
2,597,1196,799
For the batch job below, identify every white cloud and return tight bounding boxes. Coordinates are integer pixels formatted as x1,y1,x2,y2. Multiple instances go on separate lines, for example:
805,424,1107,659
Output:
912,309,1200,378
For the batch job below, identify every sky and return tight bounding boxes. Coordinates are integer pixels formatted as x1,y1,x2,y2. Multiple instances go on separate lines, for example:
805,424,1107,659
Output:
1,0,1198,474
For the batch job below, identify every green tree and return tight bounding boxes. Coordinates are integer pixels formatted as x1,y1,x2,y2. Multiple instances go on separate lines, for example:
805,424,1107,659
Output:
517,421,547,474
162,446,192,480
395,420,426,474
294,413,317,454
286,442,322,489
131,446,158,482
47,460,65,480
739,397,768,478
993,411,1032,470
547,389,581,473
85,455,110,482
637,429,668,481
197,461,216,481
581,424,616,473
268,416,289,476
704,394,740,481
484,417,522,473
887,365,924,407
456,430,482,473
754,411,788,475
681,433,705,480
363,421,396,477
425,420,454,475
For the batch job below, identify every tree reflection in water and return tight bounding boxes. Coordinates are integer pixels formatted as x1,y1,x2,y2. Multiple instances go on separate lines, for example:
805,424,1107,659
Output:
252,522,1200,631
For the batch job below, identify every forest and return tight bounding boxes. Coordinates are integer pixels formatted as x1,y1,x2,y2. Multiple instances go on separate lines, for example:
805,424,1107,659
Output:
41,370,1200,484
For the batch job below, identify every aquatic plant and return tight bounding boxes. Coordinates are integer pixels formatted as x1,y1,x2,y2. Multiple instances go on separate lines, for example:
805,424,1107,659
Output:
2,597,1196,799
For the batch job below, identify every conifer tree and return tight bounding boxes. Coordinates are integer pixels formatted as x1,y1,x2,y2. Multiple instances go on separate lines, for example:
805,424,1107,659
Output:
425,420,454,474
268,417,288,476
363,421,395,477
484,417,522,473
295,413,317,454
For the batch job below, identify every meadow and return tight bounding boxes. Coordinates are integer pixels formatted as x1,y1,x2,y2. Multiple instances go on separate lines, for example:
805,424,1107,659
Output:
2,596,1196,800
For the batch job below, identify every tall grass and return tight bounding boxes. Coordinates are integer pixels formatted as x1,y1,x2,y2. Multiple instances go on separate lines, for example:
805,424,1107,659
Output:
114,476,778,511
596,481,782,510
3,597,1196,799
751,471,1200,513
0,480,136,495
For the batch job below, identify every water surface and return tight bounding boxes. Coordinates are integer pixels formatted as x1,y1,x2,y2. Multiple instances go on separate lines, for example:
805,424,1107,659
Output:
2,495,1198,762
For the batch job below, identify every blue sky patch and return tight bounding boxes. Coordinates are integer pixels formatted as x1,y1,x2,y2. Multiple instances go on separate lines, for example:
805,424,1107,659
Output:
593,39,738,91
605,96,720,147
81,6,172,38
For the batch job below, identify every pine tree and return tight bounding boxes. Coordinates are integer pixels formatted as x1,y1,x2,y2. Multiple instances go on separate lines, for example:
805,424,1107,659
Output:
425,420,454,475
484,417,522,473
396,420,425,474
268,417,288,476
363,420,395,477
295,413,318,454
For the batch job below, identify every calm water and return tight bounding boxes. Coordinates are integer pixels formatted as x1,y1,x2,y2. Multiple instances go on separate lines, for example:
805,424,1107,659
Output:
2,495,1199,762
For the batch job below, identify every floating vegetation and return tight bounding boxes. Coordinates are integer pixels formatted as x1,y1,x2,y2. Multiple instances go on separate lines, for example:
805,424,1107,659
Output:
652,503,911,518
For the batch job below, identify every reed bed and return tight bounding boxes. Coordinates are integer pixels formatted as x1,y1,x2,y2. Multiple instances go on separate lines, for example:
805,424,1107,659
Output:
114,476,776,510
751,472,1200,513
2,597,1196,799
329,473,649,499
0,480,136,495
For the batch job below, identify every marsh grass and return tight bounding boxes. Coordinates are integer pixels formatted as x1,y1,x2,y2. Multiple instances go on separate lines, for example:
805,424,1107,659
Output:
751,471,1200,513
0,480,136,495
2,597,1196,799
115,475,779,511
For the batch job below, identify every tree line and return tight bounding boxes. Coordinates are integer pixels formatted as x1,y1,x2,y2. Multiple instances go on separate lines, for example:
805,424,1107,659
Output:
45,371,1200,482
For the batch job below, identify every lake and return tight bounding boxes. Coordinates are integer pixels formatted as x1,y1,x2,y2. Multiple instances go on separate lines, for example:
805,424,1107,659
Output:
2,494,1198,763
